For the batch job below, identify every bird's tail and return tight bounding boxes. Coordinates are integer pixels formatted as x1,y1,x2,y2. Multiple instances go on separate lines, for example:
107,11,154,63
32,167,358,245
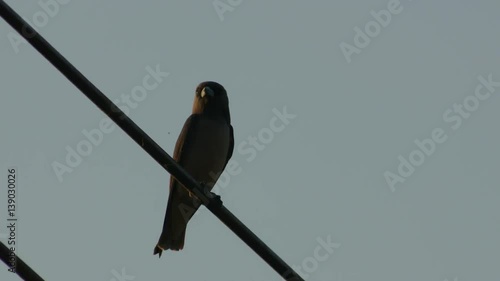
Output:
154,184,200,257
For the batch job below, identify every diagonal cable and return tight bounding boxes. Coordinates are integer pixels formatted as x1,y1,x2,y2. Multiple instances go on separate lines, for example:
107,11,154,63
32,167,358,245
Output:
0,241,45,281
0,2,304,280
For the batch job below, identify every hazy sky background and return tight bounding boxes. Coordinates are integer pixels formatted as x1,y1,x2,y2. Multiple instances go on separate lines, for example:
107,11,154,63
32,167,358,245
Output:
1,0,499,280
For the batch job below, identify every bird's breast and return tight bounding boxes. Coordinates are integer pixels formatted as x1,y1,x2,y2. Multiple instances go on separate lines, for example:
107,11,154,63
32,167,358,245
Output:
182,118,231,187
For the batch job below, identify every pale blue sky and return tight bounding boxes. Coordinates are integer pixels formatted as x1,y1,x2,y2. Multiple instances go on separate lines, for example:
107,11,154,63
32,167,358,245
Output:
1,1,499,280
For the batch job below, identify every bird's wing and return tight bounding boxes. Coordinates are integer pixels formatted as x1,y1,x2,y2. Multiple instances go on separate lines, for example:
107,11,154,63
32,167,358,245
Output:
169,114,201,190
223,125,234,169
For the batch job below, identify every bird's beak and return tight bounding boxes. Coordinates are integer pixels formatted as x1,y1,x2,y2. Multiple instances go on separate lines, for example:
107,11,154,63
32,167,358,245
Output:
201,87,214,98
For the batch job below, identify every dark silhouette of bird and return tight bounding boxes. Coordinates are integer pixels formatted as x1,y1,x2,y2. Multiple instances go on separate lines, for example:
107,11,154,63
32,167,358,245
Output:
154,81,234,257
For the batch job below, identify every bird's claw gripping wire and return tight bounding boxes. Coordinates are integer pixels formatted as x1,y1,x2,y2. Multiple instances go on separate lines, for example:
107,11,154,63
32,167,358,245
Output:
200,182,222,208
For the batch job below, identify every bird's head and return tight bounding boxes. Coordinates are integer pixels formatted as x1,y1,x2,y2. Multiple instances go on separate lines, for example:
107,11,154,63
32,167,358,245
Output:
192,81,230,122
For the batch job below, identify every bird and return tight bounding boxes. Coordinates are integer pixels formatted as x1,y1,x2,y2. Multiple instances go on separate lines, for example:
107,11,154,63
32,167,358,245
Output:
154,81,234,257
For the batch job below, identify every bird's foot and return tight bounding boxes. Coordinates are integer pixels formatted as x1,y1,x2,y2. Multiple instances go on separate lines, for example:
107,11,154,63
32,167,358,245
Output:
200,182,222,208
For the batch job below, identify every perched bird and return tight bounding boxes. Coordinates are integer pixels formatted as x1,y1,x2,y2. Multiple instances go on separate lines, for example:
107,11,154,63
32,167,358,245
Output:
154,81,234,257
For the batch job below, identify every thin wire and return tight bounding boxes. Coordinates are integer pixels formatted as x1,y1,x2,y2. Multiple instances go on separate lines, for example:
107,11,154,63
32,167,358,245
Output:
0,2,304,280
